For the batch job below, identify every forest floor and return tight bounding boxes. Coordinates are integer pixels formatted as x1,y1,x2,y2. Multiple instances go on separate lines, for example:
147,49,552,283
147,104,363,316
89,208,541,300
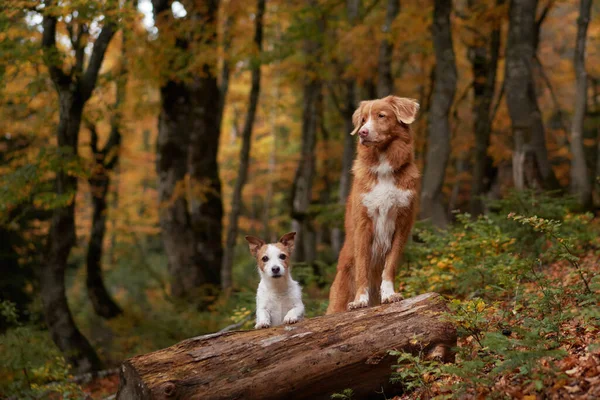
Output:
81,252,600,400
395,252,600,400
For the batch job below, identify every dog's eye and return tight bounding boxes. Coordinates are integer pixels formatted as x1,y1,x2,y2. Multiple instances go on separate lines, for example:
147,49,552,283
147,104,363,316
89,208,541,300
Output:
361,117,366,124
279,254,287,260
261,256,269,262
378,113,385,118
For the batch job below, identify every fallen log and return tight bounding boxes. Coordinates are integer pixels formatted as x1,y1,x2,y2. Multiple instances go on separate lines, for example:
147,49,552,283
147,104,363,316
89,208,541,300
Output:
116,292,456,400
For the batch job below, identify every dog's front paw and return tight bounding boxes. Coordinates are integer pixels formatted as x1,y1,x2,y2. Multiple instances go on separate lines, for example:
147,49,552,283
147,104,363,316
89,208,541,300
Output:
347,299,368,310
348,292,369,310
382,293,404,304
283,313,300,325
255,320,271,329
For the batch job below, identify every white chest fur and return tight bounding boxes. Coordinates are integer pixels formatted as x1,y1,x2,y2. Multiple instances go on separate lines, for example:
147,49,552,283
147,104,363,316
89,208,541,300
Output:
361,157,412,256
256,278,302,326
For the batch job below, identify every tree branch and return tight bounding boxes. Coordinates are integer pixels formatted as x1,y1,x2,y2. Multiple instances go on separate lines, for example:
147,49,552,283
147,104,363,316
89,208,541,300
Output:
80,20,117,101
534,0,555,49
42,2,71,89
534,55,569,136
85,119,100,155
490,80,505,126
362,0,382,19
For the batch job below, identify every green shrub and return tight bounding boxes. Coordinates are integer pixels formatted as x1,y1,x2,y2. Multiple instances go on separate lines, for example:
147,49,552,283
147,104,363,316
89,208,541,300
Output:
393,190,599,399
0,301,85,399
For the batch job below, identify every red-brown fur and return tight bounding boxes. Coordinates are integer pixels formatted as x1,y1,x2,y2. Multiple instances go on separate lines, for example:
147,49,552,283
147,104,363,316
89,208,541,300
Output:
327,96,420,314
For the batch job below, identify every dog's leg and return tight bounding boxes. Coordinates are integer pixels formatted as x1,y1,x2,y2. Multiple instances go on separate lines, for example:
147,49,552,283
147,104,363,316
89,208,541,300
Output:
283,301,305,324
327,243,355,314
327,198,356,314
348,215,372,310
255,308,271,329
381,211,413,304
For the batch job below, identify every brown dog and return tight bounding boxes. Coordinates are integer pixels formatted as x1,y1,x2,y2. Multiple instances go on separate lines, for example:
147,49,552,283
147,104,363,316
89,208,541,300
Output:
327,96,420,314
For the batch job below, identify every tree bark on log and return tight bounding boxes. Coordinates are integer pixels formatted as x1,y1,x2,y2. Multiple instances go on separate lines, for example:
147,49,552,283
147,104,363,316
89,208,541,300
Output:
117,293,456,400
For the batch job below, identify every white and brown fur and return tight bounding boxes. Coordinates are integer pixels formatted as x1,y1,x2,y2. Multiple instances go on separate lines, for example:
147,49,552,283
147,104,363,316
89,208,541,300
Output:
245,232,305,328
327,96,420,314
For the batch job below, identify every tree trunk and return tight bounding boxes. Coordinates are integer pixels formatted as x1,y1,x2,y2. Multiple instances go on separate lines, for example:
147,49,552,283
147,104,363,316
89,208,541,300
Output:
262,85,279,242
116,292,456,400
40,3,115,372
331,0,359,256
85,22,130,319
420,0,457,227
468,0,503,216
154,0,223,300
42,96,103,374
376,0,400,97
530,3,562,189
292,79,320,263
593,78,600,198
569,0,593,208
222,0,266,290
505,0,559,191
87,165,123,319
291,9,323,263
217,8,234,130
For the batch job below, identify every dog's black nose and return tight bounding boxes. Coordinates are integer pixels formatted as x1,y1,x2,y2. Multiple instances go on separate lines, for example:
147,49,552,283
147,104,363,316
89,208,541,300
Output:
272,266,280,274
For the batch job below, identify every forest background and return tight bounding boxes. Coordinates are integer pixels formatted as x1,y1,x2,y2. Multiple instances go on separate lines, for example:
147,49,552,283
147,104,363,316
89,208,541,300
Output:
1,0,600,398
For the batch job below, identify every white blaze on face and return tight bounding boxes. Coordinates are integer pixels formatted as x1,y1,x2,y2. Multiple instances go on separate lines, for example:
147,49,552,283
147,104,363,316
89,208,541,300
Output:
360,103,376,144
262,244,286,278
363,103,375,130
362,156,413,256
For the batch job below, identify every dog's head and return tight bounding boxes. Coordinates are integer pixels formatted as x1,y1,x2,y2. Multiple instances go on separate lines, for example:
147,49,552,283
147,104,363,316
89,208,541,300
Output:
245,232,296,279
350,96,419,147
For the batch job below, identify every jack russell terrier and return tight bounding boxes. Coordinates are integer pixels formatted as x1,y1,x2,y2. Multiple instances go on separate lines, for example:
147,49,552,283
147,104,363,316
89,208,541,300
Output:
245,232,305,329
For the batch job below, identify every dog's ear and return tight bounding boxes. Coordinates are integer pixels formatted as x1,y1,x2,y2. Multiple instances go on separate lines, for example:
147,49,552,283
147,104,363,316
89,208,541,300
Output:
386,96,419,125
245,236,265,257
278,232,296,253
350,101,368,135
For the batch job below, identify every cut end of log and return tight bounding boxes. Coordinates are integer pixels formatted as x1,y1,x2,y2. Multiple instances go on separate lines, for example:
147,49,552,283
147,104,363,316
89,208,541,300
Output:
117,292,456,400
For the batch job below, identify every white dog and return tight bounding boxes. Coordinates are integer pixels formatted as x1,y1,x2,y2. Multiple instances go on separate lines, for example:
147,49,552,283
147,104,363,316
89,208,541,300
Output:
245,232,305,329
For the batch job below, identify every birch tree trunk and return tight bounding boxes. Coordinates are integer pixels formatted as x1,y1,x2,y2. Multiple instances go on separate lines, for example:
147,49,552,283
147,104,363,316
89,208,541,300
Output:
569,0,593,208
420,0,457,227
221,0,266,290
